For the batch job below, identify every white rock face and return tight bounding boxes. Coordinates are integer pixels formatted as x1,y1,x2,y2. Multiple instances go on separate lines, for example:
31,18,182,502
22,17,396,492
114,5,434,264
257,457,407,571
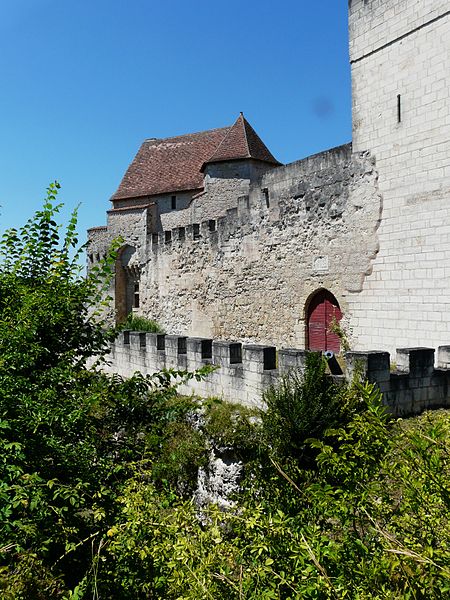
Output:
195,449,243,511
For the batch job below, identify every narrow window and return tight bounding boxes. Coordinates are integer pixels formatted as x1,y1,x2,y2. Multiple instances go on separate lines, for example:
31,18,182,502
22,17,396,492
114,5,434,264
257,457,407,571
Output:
171,195,177,210
262,187,270,208
263,347,277,370
178,227,186,241
397,94,402,123
229,343,242,364
133,282,140,308
165,230,172,244
157,334,165,351
193,224,200,240
201,339,213,360
208,219,216,232
178,337,187,355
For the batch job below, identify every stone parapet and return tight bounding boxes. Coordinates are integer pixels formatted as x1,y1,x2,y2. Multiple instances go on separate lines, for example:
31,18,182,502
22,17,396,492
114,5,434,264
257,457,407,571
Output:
102,333,450,416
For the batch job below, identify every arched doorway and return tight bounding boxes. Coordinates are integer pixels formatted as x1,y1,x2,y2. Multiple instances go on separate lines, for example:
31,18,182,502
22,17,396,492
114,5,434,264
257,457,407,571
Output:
306,289,343,353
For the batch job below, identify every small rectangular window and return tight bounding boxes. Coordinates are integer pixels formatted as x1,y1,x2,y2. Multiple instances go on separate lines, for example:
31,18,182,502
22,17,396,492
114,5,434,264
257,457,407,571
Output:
263,347,277,370
171,195,177,210
397,94,402,123
262,188,270,208
208,219,216,232
165,230,172,244
193,224,200,240
178,227,186,241
178,337,187,355
133,282,140,308
201,339,212,360
230,343,242,364
157,334,165,351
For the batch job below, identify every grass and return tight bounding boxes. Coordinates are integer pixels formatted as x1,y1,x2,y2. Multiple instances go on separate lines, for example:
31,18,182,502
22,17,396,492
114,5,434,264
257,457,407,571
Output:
121,314,165,333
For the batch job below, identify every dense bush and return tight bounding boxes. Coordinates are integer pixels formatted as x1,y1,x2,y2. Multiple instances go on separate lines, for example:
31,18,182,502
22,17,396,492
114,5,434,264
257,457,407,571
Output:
1,187,449,598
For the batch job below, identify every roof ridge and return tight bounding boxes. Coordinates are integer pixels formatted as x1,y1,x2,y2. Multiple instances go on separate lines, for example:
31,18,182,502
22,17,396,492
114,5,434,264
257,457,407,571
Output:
144,125,230,145
240,112,251,157
202,123,238,163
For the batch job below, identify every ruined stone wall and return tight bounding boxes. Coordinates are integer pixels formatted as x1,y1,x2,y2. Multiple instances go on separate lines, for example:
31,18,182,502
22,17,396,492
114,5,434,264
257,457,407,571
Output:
137,145,382,348
348,0,450,356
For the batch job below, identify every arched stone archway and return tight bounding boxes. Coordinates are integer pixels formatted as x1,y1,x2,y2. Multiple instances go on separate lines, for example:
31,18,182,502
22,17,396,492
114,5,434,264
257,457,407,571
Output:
305,289,343,353
115,245,139,324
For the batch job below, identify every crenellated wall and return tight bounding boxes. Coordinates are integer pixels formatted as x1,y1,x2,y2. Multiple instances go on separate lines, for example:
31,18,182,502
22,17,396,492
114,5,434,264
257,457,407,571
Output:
137,145,381,346
88,1,450,361
102,331,450,416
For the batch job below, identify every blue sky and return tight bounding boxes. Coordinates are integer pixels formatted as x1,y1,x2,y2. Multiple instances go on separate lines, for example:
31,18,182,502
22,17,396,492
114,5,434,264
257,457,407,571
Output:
0,0,351,242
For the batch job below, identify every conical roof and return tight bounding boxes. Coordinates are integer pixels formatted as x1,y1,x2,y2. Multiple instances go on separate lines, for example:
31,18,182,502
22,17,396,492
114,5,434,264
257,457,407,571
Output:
201,113,281,170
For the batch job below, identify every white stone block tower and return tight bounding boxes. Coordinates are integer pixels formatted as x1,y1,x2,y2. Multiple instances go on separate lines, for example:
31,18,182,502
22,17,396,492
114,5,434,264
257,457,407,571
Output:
347,0,450,355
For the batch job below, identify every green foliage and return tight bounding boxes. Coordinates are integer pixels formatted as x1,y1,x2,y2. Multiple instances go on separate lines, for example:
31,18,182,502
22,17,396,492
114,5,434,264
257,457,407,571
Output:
102,386,450,599
0,187,211,596
203,398,260,455
120,313,165,333
261,352,356,463
1,186,449,598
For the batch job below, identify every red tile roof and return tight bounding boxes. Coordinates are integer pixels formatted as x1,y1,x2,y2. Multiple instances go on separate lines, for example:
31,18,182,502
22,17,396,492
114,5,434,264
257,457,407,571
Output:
202,113,281,169
111,115,280,201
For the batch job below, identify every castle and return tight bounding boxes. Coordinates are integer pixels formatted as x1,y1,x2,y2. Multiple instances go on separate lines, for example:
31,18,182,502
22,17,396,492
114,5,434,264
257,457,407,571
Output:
88,0,450,411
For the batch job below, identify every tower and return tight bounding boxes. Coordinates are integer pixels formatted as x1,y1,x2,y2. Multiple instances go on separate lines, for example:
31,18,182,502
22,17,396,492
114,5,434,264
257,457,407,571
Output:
347,0,450,354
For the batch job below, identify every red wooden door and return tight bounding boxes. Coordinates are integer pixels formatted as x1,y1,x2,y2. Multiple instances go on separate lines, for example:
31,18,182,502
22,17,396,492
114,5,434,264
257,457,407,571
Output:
307,290,342,353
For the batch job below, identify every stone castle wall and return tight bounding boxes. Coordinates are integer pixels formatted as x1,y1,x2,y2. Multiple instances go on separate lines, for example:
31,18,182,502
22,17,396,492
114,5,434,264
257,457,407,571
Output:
88,0,450,366
137,145,381,346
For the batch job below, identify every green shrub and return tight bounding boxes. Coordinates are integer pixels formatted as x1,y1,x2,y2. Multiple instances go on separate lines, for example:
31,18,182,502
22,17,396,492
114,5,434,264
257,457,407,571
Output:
121,314,164,333
261,351,351,462
202,398,261,455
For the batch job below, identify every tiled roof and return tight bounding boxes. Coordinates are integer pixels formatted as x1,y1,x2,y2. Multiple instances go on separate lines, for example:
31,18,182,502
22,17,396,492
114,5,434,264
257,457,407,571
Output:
111,127,229,200
111,115,280,201
202,113,281,169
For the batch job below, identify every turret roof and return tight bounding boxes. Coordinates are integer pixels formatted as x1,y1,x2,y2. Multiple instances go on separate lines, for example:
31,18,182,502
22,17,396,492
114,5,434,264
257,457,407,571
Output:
201,113,281,169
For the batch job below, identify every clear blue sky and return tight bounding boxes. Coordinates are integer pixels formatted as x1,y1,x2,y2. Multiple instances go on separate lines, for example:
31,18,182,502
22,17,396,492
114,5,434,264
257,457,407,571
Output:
0,0,351,242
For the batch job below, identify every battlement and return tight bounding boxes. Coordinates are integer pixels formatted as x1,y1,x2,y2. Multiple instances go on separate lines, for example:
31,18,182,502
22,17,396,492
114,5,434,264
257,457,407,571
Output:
101,331,450,416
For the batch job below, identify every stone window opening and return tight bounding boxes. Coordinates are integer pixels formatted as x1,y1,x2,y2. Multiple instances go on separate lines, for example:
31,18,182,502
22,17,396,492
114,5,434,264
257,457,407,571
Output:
263,347,277,370
178,227,186,241
397,94,402,123
165,230,172,244
178,337,187,355
201,339,213,360
230,343,243,364
171,195,177,210
157,334,165,351
262,187,270,208
133,281,140,309
208,219,216,232
193,224,200,240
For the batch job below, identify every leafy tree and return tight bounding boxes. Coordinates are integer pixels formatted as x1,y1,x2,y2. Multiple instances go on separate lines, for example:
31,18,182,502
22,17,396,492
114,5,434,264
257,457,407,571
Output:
0,184,210,597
